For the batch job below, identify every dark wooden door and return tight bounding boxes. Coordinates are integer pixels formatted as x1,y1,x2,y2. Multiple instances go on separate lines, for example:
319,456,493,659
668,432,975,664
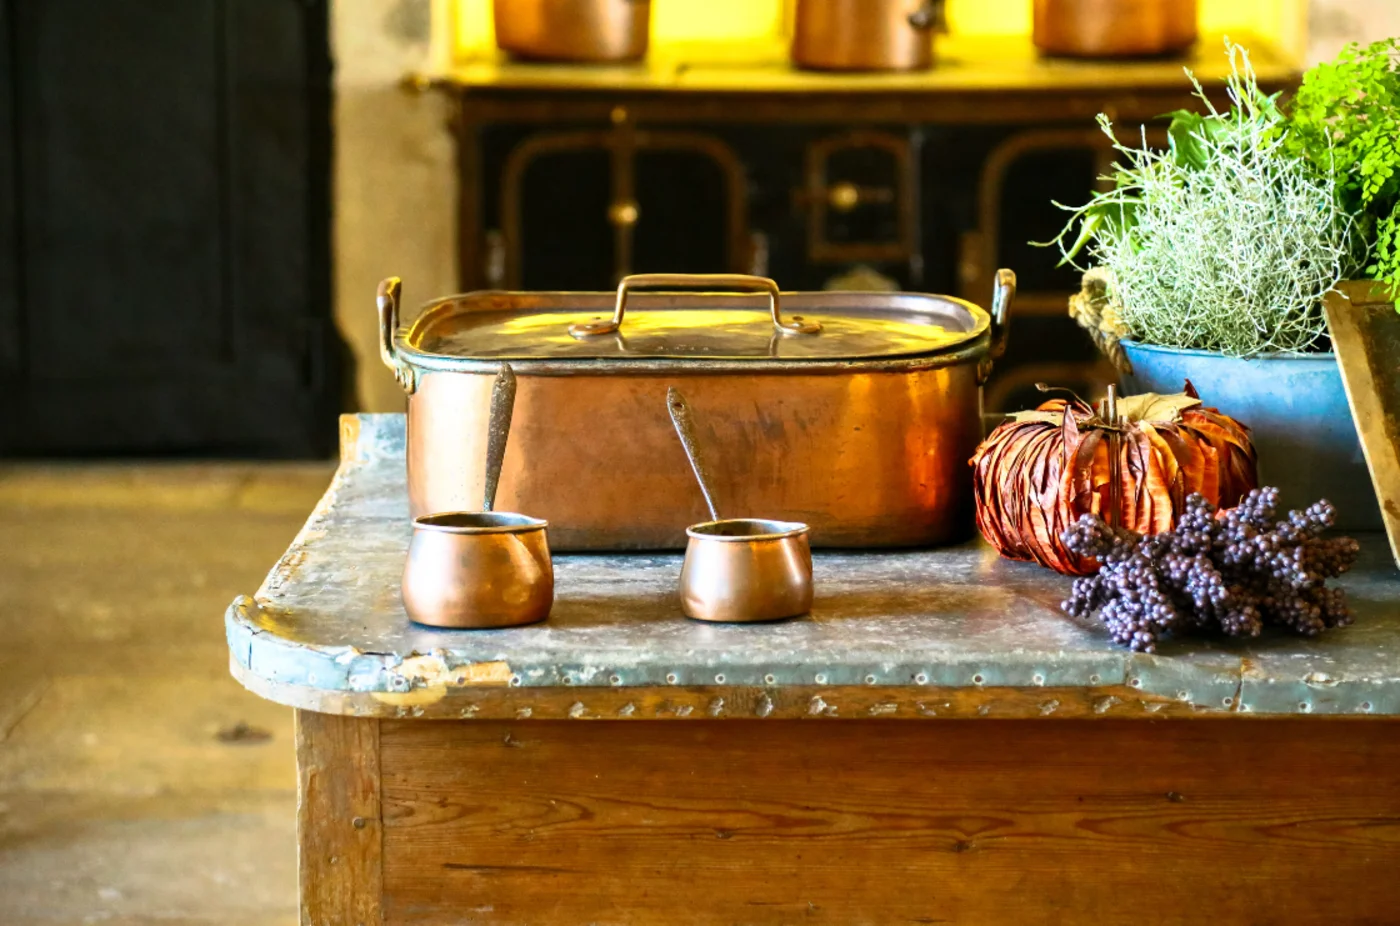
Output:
0,0,338,456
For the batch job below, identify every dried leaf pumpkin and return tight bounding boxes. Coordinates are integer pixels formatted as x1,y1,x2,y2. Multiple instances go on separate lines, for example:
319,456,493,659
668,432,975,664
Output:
969,383,1257,575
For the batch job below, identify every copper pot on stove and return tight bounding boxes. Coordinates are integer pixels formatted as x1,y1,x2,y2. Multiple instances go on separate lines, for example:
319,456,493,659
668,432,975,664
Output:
494,0,651,64
791,0,947,72
1033,0,1197,58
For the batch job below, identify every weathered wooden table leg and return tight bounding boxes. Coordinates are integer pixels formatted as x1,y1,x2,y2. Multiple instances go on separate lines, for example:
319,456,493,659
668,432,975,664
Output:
297,711,383,926
297,710,1400,925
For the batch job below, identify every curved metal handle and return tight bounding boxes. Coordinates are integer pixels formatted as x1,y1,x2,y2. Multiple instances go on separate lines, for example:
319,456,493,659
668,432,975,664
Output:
991,268,1016,360
568,273,822,340
377,277,402,370
377,276,418,394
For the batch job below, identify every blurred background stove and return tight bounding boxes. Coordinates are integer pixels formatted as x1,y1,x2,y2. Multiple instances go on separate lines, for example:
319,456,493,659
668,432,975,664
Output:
436,23,1295,415
4,0,1367,452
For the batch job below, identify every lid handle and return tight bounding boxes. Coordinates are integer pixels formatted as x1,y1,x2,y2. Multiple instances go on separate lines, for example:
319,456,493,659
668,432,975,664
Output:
568,273,822,340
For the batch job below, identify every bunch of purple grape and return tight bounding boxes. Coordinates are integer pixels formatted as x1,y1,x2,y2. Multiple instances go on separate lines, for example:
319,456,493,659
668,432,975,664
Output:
1060,487,1360,653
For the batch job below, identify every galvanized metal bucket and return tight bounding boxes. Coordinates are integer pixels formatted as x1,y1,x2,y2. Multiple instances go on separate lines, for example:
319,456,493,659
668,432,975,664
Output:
1121,340,1382,531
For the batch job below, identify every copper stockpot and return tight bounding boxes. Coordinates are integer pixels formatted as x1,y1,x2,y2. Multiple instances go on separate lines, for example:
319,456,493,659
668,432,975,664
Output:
493,0,651,63
680,520,814,622
1033,0,1197,58
791,0,947,72
402,512,554,629
378,271,1016,551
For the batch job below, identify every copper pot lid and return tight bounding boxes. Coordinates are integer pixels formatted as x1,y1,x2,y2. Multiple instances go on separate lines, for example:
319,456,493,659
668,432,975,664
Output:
397,274,992,364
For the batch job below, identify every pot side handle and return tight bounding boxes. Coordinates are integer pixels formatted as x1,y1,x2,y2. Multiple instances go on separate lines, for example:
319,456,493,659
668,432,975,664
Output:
977,268,1015,386
377,276,417,394
990,268,1015,360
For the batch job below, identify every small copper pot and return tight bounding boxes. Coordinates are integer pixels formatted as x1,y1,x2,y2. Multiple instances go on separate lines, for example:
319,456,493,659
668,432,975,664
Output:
680,519,813,622
791,0,946,72
493,0,651,63
1033,0,1197,58
402,512,553,629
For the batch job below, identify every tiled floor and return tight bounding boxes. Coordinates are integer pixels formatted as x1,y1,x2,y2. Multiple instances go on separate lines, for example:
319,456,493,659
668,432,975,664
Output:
0,463,335,925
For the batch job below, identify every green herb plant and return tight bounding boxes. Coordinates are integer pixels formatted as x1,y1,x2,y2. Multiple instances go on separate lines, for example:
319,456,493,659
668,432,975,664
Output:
1286,38,1400,294
1042,43,1352,356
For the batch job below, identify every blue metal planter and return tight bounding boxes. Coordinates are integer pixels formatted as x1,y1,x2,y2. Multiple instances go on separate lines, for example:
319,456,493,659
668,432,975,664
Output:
1120,340,1382,531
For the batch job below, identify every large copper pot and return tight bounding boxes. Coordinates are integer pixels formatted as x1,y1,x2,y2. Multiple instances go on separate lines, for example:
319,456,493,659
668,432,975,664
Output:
791,0,947,72
1033,0,1197,58
493,0,651,63
378,271,1016,551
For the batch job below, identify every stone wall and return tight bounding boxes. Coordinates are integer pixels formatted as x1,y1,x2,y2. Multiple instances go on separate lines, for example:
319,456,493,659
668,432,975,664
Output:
332,0,457,414
1308,0,1400,63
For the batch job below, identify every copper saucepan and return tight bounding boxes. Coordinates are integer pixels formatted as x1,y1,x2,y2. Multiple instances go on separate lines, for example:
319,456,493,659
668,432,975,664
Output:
493,0,651,63
791,0,947,71
401,359,554,629
667,387,814,623
1033,0,1197,57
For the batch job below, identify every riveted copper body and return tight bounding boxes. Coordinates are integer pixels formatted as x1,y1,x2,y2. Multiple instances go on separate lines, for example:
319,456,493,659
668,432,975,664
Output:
792,0,946,72
402,512,554,629
680,520,814,622
379,270,1015,551
1033,0,1197,58
493,0,651,63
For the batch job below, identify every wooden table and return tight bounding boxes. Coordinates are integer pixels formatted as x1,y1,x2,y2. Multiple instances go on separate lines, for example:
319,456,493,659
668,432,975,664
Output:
229,414,1400,925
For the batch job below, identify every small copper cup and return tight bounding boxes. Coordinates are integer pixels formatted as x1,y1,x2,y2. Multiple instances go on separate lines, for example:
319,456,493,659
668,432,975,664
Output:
402,512,553,629
679,518,814,622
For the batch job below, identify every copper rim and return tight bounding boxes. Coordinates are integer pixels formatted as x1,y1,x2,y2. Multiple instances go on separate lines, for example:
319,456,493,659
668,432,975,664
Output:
686,519,810,542
413,511,548,534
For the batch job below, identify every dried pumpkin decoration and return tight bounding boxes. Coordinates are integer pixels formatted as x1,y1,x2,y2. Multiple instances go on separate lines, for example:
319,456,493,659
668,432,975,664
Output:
970,383,1257,576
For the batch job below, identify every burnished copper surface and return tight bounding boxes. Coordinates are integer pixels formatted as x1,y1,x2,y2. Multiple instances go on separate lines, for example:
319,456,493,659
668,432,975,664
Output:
493,0,650,63
407,366,982,550
680,520,814,622
791,0,945,72
402,512,554,629
382,272,1016,551
1033,0,1197,58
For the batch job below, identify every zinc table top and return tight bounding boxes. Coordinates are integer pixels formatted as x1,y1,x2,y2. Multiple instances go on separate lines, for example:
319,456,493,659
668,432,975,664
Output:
226,414,1400,720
